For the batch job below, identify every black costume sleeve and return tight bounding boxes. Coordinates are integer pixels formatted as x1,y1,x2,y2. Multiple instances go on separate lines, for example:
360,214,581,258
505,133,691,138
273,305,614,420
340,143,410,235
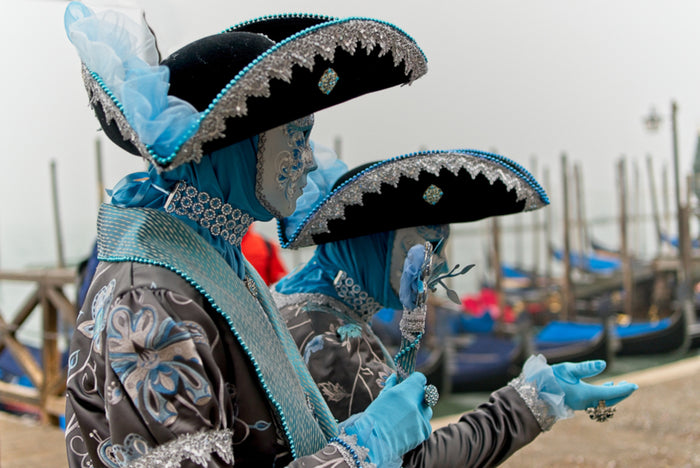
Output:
403,385,542,468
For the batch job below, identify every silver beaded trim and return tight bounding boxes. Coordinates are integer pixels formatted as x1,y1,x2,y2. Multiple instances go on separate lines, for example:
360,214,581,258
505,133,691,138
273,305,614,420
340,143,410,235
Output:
331,432,375,468
286,151,545,248
124,429,233,468
399,304,426,341
508,374,557,432
333,271,382,323
83,20,426,171
164,181,253,246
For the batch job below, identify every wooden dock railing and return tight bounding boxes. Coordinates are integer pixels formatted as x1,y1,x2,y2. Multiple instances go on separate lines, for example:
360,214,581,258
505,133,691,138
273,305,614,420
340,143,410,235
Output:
0,268,77,425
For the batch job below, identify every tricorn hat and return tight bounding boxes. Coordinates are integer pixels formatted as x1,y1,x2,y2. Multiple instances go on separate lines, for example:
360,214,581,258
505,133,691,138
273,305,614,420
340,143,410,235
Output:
278,149,549,249
67,4,428,171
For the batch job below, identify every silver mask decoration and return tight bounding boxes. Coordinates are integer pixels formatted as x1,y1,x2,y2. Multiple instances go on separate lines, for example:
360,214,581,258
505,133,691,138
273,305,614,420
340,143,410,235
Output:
255,115,316,218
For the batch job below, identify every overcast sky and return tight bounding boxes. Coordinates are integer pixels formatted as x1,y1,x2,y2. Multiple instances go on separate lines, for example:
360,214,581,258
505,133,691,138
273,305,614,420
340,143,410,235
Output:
2,0,700,271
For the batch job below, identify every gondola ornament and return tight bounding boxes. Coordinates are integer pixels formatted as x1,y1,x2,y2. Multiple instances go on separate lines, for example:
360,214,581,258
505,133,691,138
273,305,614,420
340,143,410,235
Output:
586,400,616,422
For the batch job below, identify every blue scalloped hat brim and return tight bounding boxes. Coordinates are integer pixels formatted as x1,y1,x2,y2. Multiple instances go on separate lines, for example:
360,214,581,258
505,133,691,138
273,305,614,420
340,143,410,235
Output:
278,149,550,249
87,13,428,171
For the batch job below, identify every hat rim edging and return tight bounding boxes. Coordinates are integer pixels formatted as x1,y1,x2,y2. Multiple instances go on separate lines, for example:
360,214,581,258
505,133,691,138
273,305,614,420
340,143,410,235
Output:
279,149,550,249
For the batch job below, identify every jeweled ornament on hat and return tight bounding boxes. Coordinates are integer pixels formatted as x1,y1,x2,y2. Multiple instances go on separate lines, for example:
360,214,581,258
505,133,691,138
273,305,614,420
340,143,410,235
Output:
422,184,443,205
318,68,340,95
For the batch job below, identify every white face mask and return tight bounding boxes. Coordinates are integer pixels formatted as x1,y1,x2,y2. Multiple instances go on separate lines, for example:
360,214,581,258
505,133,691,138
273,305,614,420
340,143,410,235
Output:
389,225,451,296
255,114,317,218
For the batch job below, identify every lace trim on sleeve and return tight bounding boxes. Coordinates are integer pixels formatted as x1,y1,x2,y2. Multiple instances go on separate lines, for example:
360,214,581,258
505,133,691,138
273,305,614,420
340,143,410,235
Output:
328,432,376,468
124,429,233,467
508,374,558,431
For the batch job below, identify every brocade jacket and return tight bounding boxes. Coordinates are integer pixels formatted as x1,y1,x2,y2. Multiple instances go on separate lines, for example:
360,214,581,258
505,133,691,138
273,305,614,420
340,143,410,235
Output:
64,205,364,468
275,291,548,468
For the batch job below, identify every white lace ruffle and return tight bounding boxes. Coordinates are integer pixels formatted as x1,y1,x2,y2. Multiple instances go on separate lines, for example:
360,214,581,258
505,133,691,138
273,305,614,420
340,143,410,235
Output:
124,429,233,468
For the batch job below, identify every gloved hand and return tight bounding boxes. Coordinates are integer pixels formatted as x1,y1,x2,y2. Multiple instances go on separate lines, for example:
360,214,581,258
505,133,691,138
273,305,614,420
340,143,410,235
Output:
551,360,638,410
399,244,426,309
342,372,432,466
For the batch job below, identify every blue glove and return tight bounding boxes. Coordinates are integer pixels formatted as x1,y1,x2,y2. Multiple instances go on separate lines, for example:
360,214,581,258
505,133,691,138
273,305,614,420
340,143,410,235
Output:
399,244,426,309
551,360,638,410
342,372,432,466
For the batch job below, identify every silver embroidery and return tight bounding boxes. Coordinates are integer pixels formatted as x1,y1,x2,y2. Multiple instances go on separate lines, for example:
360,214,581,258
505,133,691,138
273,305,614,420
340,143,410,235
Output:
330,431,375,468
279,117,314,195
287,151,546,248
508,374,557,431
245,276,259,298
83,20,426,171
254,131,273,215
272,291,368,325
164,181,253,245
333,271,382,323
123,429,234,467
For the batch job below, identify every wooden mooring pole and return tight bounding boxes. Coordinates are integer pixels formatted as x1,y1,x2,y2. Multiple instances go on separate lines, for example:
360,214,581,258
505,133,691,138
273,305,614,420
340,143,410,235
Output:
561,153,575,320
491,216,505,329
573,162,589,267
95,137,105,205
49,160,65,268
544,167,553,283
530,156,541,278
646,155,663,255
617,158,634,319
670,101,693,352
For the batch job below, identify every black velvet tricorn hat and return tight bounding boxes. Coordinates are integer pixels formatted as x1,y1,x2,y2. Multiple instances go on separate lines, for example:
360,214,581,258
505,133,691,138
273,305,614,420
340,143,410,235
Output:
278,149,550,249
84,13,428,171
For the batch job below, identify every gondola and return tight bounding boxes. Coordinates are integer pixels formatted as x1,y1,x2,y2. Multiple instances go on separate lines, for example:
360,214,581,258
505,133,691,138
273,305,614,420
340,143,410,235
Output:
534,319,613,364
447,332,527,393
615,308,687,355
551,248,621,276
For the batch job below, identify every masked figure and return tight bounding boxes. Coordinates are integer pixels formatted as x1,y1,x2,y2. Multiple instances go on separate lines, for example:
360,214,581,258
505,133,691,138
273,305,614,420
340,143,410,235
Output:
274,146,638,467
63,3,436,467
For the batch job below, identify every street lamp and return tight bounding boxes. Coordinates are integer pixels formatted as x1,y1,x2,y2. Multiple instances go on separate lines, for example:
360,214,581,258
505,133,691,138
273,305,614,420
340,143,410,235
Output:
643,107,662,133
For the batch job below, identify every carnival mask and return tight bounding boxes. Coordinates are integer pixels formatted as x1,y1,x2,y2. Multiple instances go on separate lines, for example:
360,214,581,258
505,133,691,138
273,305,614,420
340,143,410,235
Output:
389,225,450,296
255,114,317,218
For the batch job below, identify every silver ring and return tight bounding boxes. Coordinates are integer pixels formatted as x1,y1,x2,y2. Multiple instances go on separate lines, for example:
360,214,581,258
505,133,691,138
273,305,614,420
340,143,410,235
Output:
423,384,439,408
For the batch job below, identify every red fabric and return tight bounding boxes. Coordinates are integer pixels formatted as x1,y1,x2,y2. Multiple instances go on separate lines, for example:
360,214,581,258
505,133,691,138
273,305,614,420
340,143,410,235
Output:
461,288,515,323
241,226,288,285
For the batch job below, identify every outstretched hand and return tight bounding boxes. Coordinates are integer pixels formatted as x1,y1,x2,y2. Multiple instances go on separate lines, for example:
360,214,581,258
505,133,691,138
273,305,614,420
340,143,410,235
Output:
552,360,638,410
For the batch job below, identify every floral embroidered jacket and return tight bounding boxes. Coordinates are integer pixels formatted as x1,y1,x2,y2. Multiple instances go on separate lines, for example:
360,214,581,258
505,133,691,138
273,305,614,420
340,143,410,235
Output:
64,262,357,467
275,290,547,468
